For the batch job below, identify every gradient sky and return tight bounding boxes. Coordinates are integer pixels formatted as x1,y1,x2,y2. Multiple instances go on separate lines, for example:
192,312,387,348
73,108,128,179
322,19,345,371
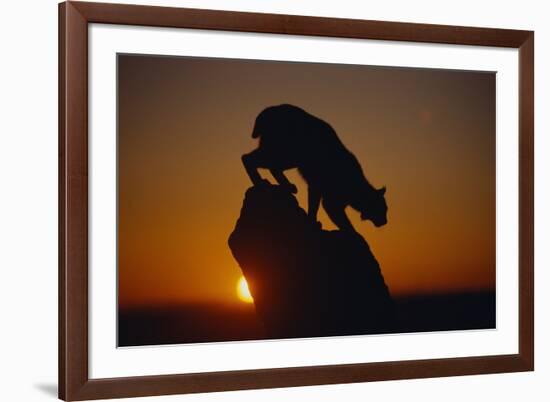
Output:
118,54,495,309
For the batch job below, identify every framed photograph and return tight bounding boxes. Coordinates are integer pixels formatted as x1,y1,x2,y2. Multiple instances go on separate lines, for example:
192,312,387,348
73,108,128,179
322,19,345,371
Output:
59,1,534,400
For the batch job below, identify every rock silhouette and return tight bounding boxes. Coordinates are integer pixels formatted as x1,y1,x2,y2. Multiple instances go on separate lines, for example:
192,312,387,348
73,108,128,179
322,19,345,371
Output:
228,184,395,339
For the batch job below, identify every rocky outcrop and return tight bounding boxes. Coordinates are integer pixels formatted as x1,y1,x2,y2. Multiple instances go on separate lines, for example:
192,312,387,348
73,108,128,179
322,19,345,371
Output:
228,184,395,339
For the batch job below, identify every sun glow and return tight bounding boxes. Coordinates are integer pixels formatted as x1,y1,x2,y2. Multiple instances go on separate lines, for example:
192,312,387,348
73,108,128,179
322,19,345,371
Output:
236,276,254,304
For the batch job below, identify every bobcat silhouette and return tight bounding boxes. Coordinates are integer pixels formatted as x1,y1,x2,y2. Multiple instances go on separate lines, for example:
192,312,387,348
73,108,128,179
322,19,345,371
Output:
242,104,388,232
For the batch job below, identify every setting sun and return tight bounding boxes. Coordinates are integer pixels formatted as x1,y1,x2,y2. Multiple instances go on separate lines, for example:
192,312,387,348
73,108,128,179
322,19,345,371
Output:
236,276,254,303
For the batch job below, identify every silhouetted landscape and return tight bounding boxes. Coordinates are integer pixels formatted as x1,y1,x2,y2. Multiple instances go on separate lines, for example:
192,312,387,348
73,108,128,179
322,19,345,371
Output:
118,292,495,347
119,184,495,347
229,184,395,338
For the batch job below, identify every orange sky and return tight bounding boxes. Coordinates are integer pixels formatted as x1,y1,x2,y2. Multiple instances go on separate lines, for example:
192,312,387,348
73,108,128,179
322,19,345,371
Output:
117,54,495,309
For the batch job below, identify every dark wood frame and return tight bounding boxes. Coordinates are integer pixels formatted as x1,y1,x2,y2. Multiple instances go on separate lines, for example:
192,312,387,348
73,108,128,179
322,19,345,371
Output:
59,1,534,400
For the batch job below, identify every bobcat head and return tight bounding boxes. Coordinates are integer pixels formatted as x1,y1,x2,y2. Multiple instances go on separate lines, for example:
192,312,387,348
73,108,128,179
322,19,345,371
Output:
359,187,388,227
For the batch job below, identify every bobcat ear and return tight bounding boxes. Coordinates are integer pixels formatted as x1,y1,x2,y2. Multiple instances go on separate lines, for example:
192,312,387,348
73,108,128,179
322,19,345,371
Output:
379,186,386,195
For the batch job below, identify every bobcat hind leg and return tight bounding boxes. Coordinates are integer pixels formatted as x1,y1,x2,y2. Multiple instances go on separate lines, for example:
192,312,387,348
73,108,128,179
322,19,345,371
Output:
242,149,269,186
271,169,297,194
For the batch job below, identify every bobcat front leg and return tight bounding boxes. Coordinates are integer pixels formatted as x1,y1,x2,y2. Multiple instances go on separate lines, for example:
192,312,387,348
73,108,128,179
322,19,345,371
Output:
270,169,297,194
323,198,356,233
307,185,321,221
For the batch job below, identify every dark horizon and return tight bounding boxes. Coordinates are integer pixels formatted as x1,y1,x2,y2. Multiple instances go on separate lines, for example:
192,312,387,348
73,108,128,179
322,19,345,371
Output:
118,290,496,347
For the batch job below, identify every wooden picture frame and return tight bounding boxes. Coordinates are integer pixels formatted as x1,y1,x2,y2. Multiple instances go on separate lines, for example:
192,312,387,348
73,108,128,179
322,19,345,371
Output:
59,1,534,400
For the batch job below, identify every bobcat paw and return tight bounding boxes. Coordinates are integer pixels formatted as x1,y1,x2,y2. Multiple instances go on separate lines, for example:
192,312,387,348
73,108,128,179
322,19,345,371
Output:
281,183,298,194
255,179,271,187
